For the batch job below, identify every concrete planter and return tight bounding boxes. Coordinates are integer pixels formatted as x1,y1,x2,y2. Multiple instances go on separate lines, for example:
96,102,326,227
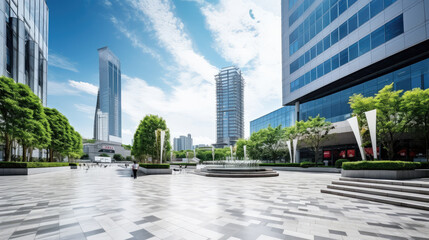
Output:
342,169,429,180
272,167,341,173
139,167,172,175
70,166,78,169
0,166,70,176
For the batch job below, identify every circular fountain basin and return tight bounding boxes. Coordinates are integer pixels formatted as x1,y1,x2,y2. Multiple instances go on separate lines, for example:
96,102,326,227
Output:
198,167,279,178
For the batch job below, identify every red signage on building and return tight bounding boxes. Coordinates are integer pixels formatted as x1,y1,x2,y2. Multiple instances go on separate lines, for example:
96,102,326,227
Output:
323,151,331,158
340,150,346,158
102,145,115,150
347,149,355,158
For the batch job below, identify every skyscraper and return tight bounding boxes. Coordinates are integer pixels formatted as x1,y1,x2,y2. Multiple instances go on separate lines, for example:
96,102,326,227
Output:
215,66,244,147
173,134,193,151
251,0,429,160
94,47,122,143
0,0,49,106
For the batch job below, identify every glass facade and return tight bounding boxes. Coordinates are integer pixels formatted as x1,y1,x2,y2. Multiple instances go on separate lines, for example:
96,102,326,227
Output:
216,67,244,146
95,47,122,143
250,106,295,134
299,58,429,123
290,14,404,92
290,0,396,74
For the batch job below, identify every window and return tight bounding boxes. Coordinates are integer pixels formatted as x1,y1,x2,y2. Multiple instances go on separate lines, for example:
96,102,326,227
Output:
305,51,311,64
348,0,357,6
316,5,323,19
349,42,358,61
324,59,331,74
310,45,317,59
305,72,311,85
316,18,322,34
338,0,347,15
331,3,338,21
359,34,371,55
323,0,330,13
384,0,396,8
339,22,348,40
385,15,403,42
370,0,384,18
358,4,370,26
332,54,339,70
317,64,324,78
331,29,339,45
310,23,316,38
323,11,330,28
348,14,358,34
317,41,323,55
340,48,348,66
371,25,385,49
323,35,330,51
311,68,317,81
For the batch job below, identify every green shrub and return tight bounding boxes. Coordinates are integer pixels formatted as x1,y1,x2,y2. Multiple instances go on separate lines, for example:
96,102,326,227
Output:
139,163,170,169
300,161,316,168
417,162,429,169
342,161,420,170
170,163,197,166
259,163,301,167
335,159,350,168
0,162,70,168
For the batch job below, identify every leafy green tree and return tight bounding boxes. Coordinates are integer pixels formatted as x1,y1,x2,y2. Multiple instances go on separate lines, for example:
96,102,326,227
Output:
246,125,288,161
132,115,171,162
349,84,409,159
45,108,73,162
68,128,83,161
300,115,334,163
99,153,109,157
113,154,124,161
122,144,132,150
401,88,429,161
236,138,250,159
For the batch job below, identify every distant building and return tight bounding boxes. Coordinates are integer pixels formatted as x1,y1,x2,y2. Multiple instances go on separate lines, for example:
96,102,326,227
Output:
83,140,131,162
94,47,122,143
193,144,210,150
215,66,244,147
173,134,193,151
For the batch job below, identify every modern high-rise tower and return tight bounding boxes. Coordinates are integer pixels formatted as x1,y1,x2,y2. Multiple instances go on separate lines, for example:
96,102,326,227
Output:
215,66,244,147
94,47,122,143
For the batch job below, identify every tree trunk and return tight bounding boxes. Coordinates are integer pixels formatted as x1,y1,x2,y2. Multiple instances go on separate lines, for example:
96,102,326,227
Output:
22,145,27,162
29,147,33,162
4,134,11,162
49,149,54,162
387,142,395,160
314,146,319,164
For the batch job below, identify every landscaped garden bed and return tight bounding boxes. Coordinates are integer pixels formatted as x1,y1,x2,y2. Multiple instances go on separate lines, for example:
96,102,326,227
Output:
341,161,429,180
0,162,72,175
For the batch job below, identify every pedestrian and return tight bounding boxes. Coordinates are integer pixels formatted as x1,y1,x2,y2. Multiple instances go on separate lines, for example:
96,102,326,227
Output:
132,161,139,179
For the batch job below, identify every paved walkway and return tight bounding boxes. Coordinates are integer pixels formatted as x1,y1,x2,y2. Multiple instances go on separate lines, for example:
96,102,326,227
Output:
0,166,428,240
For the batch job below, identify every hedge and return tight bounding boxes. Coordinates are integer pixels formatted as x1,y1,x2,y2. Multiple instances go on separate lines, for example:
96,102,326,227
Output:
0,162,70,168
259,163,301,167
335,159,350,168
342,161,421,170
69,163,79,166
170,163,197,166
139,163,170,169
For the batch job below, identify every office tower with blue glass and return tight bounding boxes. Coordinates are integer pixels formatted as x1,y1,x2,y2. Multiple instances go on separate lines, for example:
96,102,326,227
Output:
0,0,49,106
215,66,244,147
251,0,429,160
94,47,122,143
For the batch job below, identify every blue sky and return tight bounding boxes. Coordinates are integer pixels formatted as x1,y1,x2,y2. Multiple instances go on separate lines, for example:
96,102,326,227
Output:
46,0,282,145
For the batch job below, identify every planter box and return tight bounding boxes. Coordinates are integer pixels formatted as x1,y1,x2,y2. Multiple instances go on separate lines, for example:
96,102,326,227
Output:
272,167,341,173
342,169,429,180
139,167,172,175
0,166,70,176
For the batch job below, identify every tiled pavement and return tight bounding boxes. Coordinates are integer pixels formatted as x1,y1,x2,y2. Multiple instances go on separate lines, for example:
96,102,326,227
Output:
0,166,428,240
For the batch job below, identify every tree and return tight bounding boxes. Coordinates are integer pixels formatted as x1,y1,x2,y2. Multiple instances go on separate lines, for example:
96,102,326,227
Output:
246,125,288,161
349,84,409,159
401,88,429,161
132,115,171,162
68,128,83,161
236,138,250,159
113,154,124,161
45,108,73,162
300,115,334,163
283,123,305,162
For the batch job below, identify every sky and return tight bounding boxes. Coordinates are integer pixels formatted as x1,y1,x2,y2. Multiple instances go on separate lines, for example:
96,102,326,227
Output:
46,0,282,145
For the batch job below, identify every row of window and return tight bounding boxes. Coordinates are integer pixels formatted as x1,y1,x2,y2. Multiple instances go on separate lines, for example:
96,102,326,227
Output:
289,0,358,56
288,0,300,10
290,14,404,92
23,0,49,46
290,0,397,74
250,106,295,133
289,0,315,26
299,57,429,123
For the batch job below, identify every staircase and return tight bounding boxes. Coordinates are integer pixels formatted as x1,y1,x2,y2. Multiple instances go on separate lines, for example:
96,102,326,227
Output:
321,177,429,210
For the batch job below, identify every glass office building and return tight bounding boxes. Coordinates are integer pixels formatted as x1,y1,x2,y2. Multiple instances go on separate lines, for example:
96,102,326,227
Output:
94,47,122,143
250,0,429,160
215,66,244,147
0,0,49,106
250,106,295,134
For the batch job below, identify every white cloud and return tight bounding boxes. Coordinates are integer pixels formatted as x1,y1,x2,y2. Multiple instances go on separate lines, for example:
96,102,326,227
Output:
68,80,99,96
74,104,95,115
110,16,162,61
104,0,112,7
48,81,80,96
49,54,79,72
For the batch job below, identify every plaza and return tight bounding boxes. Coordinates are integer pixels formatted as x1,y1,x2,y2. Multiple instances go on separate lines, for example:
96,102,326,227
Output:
0,167,428,240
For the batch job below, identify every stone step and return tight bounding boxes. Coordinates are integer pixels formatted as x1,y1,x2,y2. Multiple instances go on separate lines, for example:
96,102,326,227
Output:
204,172,279,178
327,184,429,202
321,188,429,211
332,180,429,195
339,177,429,188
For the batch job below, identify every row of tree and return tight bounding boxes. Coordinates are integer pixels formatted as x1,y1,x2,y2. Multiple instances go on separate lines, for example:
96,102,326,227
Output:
173,148,232,161
0,77,82,162
350,84,429,160
236,115,334,163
